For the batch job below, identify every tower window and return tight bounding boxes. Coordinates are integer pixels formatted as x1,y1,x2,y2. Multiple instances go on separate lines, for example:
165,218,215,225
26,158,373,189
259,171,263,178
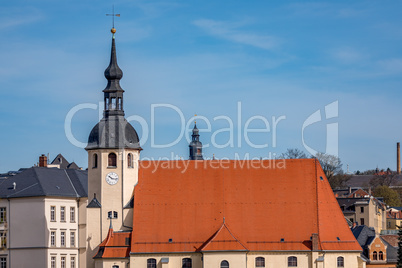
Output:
105,98,109,110
108,153,117,167
111,98,116,109
128,153,134,168
108,211,118,219
118,97,122,110
93,153,98,168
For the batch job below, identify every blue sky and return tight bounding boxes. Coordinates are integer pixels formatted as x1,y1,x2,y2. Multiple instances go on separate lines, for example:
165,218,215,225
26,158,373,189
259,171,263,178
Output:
1,0,402,173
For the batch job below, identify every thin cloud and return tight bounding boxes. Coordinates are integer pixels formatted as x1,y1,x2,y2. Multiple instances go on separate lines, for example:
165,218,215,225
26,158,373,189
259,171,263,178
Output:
193,19,280,50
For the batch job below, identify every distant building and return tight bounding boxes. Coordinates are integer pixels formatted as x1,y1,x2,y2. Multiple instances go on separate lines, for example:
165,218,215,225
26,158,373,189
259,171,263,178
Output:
352,225,397,267
337,188,386,233
386,208,402,230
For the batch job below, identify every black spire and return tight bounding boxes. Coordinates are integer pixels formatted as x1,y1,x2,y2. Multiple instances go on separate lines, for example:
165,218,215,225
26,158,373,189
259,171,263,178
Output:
103,28,124,117
189,123,203,160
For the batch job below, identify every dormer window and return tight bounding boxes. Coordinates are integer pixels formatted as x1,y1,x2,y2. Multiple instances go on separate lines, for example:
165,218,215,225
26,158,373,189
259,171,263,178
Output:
108,211,118,219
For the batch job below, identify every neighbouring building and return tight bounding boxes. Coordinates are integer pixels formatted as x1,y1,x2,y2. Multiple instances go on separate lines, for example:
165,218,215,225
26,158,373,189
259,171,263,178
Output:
386,208,402,230
352,225,397,267
0,155,87,268
337,189,386,233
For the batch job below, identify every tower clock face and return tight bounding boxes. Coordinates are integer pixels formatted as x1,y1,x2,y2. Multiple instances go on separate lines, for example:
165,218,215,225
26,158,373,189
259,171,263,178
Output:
105,172,119,185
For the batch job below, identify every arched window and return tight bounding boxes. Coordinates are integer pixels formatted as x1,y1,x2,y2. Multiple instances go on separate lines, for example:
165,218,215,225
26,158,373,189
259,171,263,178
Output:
108,153,117,167
92,153,98,168
379,251,384,260
288,256,297,267
147,258,157,268
373,251,378,260
220,260,229,268
256,257,265,267
182,258,192,268
337,256,344,267
128,153,133,168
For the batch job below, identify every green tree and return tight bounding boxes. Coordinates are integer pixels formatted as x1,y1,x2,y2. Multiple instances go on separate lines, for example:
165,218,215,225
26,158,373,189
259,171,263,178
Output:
373,185,402,207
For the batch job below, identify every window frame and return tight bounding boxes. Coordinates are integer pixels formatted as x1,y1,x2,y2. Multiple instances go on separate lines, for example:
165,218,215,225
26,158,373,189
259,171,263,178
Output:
288,256,297,267
50,206,56,221
0,231,6,248
373,251,378,260
256,257,265,267
182,258,192,268
61,231,66,247
337,256,344,267
147,258,157,268
70,207,75,222
108,153,117,167
220,260,229,268
71,256,75,268
93,153,98,169
60,206,65,222
0,257,6,268
50,256,56,268
70,231,75,247
61,256,66,268
0,208,6,223
50,231,56,246
379,251,384,260
128,153,134,168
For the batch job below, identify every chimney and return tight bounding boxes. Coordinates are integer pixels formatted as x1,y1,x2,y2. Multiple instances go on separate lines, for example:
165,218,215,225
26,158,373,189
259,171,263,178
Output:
398,142,401,175
352,222,357,228
348,187,352,194
312,233,319,251
39,154,47,167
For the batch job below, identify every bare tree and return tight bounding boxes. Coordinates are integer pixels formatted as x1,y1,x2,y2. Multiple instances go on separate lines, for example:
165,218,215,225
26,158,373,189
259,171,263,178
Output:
279,148,309,159
314,152,343,180
370,169,397,188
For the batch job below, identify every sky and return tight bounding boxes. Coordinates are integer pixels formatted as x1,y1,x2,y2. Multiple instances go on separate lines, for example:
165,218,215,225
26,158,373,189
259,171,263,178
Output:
1,0,402,173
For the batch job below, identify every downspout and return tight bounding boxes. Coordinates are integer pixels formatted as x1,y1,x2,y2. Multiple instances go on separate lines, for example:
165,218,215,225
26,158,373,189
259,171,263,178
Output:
7,198,10,268
121,149,124,229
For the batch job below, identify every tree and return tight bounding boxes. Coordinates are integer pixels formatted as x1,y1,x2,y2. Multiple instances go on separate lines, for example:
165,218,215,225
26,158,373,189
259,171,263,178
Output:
279,148,309,159
372,185,402,207
369,171,397,188
397,225,402,268
328,174,352,189
314,152,343,180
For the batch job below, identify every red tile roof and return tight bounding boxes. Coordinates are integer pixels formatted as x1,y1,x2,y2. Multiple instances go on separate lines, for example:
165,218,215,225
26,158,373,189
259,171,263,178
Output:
130,159,361,253
94,226,131,259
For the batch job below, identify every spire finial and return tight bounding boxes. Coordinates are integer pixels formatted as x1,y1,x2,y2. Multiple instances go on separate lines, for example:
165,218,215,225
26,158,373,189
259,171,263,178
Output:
106,5,120,38
194,114,197,124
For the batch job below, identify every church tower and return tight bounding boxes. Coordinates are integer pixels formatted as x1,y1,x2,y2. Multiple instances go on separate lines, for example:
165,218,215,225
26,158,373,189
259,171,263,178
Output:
189,123,203,160
85,27,141,267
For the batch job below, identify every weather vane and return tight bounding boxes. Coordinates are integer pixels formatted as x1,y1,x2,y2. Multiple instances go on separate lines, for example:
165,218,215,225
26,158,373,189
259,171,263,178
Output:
106,5,120,29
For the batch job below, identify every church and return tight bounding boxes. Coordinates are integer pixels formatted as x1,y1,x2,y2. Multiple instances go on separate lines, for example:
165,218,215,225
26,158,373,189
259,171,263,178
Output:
84,27,364,268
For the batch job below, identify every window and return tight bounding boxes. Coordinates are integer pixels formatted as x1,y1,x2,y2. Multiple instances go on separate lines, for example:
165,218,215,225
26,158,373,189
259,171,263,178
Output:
0,257,6,268
61,231,65,246
360,207,364,213
60,206,65,222
118,97,122,110
71,257,75,268
220,260,229,268
112,266,119,268
128,153,134,168
373,251,378,260
70,207,75,222
360,218,364,225
337,256,344,267
108,153,117,167
51,256,56,268
350,218,354,223
93,153,98,168
51,206,56,221
379,251,384,260
70,231,75,247
256,257,265,267
0,231,6,248
0,208,6,223
182,258,192,268
147,258,157,268
108,211,118,219
61,256,65,268
111,98,116,109
288,256,297,267
51,231,56,246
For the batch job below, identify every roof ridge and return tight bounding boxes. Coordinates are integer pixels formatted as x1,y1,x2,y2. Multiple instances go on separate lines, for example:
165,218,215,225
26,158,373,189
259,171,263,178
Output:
32,167,46,195
64,170,79,197
7,182,40,198
314,159,323,250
